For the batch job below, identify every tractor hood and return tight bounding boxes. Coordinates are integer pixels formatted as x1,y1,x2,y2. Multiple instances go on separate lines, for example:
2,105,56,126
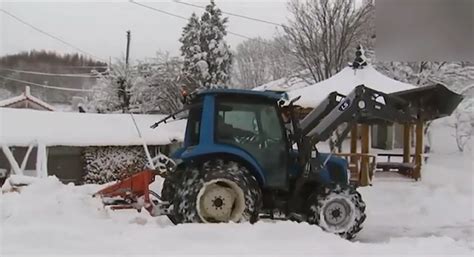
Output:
389,83,463,121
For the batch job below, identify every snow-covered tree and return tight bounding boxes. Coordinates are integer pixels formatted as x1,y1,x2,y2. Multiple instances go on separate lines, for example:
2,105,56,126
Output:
0,88,13,100
233,36,298,89
199,0,232,88
179,0,232,90
179,13,206,90
132,52,183,114
87,60,146,113
283,0,373,82
87,54,183,114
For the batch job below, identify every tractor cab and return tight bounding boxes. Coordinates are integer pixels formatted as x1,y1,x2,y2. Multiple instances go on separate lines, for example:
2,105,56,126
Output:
180,89,293,189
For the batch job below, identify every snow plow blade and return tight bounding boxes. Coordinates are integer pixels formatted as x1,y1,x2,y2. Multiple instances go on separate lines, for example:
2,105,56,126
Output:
93,170,163,214
390,83,463,121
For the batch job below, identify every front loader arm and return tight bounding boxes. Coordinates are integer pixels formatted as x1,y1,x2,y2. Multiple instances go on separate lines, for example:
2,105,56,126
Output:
301,85,416,147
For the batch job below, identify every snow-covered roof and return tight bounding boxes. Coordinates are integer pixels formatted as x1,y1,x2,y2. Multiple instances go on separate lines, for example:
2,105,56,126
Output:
288,65,416,108
0,108,186,147
0,86,56,111
253,76,311,92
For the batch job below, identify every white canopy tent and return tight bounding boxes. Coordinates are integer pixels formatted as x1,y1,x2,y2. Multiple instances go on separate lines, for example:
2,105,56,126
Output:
287,65,416,108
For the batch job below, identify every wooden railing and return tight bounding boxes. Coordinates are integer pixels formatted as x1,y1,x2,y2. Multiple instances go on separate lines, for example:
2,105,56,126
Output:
335,153,376,187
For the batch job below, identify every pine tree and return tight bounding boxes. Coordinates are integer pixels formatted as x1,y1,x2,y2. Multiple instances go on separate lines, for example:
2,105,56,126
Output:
179,13,206,90
199,0,232,88
179,1,232,90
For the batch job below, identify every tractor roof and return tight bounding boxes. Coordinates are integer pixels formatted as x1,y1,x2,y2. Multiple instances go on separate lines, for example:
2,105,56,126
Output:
197,88,285,101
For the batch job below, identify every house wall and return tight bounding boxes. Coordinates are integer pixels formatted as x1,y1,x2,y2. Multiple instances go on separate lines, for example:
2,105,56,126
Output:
371,124,394,150
371,123,405,149
1,143,183,185
48,146,84,184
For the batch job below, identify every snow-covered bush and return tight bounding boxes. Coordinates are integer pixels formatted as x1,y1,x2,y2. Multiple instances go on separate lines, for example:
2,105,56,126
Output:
87,54,182,114
453,97,474,152
82,146,147,184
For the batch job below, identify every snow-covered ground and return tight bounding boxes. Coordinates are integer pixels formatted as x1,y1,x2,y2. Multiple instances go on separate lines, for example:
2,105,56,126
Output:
1,122,473,257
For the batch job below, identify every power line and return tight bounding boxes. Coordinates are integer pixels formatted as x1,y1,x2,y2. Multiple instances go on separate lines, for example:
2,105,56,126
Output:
0,75,93,92
173,0,283,27
129,0,253,40
0,68,99,78
0,8,105,62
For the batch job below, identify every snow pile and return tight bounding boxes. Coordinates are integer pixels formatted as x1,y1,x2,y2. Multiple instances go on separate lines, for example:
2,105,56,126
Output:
288,65,415,107
0,108,186,147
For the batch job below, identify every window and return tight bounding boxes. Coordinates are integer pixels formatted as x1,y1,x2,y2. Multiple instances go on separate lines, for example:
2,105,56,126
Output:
215,98,289,188
187,106,202,146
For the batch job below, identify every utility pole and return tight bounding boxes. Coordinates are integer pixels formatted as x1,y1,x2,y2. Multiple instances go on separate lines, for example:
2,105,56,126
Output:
120,30,132,113
125,30,131,68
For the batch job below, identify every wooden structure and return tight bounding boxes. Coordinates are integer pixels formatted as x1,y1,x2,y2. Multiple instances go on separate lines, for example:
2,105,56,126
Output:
346,122,424,186
0,86,55,111
0,108,185,185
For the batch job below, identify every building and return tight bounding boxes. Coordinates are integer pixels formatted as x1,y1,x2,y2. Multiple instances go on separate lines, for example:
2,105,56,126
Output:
0,108,186,185
0,86,55,111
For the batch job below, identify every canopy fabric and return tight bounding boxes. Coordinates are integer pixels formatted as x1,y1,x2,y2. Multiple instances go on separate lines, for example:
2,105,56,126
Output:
0,108,186,147
288,65,416,108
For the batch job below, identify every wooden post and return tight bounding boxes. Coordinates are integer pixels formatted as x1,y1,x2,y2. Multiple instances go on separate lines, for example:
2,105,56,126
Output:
1,145,22,175
359,124,370,186
403,123,411,163
350,124,358,164
414,121,424,180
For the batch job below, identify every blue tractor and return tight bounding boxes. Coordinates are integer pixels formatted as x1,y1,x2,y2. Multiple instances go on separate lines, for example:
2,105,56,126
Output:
157,85,425,239
97,84,462,240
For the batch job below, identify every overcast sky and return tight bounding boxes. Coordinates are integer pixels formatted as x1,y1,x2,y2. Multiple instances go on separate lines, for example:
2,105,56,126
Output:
1,0,289,62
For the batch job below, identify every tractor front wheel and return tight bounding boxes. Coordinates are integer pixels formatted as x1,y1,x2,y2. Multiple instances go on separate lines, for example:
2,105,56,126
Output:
173,159,262,224
306,185,366,240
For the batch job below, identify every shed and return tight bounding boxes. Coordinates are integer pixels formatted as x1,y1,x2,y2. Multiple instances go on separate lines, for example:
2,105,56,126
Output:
0,108,186,184
0,86,55,111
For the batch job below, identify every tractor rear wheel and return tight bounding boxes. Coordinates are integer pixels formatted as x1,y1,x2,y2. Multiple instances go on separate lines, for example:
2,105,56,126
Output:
306,185,366,240
161,167,184,224
173,159,262,224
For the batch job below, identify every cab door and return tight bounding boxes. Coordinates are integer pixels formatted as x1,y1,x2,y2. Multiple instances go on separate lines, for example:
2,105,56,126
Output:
215,97,289,189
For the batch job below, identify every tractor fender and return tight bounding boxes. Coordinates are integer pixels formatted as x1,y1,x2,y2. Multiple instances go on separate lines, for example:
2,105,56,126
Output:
177,144,266,185
317,154,349,185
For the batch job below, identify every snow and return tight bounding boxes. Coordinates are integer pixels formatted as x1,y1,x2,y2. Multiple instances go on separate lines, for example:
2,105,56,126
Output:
288,65,416,107
253,76,311,92
0,108,186,147
1,123,472,256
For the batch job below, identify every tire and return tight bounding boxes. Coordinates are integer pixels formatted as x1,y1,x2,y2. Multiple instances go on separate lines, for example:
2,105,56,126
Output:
161,167,184,224
306,184,366,240
173,159,262,224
